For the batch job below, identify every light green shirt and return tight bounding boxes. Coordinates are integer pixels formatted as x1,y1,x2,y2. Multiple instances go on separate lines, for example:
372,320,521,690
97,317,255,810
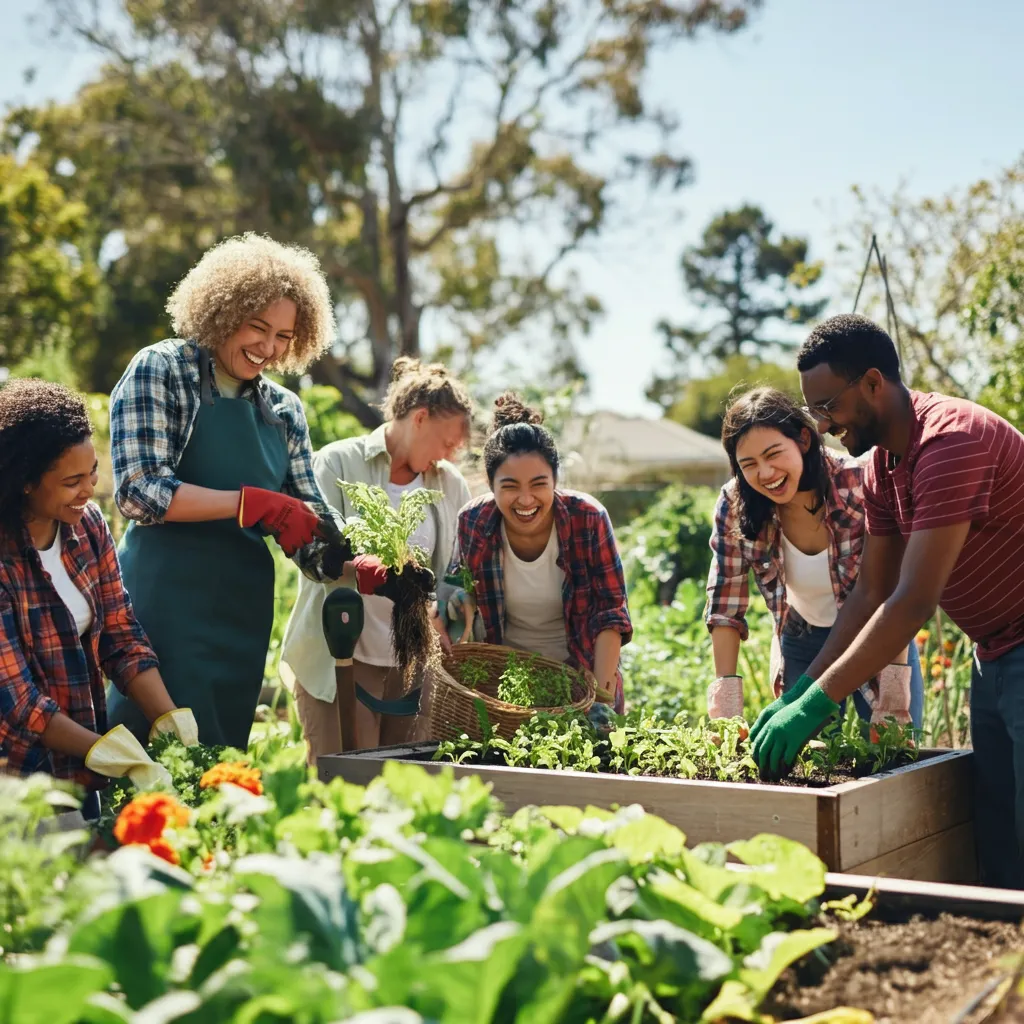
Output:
280,424,471,701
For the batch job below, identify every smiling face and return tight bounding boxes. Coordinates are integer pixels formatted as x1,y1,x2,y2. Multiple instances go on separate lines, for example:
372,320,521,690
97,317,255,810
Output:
25,440,98,529
492,452,556,540
800,363,884,457
404,409,469,475
218,297,298,381
734,426,809,506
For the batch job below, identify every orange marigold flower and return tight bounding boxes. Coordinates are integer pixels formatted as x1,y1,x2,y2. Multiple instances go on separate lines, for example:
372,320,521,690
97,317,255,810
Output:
199,761,263,796
943,639,956,654
915,629,930,645
145,837,180,866
931,663,945,679
202,852,215,872
114,792,189,847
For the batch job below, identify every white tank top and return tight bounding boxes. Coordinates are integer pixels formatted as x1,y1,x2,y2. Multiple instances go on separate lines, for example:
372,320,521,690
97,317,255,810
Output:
38,531,93,637
779,532,837,628
501,524,569,664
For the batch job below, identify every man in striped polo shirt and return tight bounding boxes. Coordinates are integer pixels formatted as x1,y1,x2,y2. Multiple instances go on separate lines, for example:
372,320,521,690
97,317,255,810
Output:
750,313,1024,888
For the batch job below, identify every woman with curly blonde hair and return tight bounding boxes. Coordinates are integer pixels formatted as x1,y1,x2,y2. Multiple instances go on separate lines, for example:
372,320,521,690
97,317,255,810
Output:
105,233,389,748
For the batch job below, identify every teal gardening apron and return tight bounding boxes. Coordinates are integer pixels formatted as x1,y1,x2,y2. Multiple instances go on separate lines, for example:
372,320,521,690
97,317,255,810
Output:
106,350,290,748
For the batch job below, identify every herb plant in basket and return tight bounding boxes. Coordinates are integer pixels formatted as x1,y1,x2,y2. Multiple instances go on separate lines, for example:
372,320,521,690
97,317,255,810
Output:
339,481,442,680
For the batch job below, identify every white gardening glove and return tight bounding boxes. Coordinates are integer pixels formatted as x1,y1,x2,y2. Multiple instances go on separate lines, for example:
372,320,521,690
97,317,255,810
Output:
149,708,200,747
85,724,173,790
706,675,744,719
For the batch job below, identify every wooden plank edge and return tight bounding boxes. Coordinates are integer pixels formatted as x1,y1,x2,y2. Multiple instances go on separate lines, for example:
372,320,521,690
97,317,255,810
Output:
823,871,1024,922
842,820,977,883
828,747,973,795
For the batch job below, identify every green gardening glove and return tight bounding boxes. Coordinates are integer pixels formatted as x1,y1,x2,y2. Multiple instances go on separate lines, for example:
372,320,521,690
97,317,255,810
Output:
751,683,840,781
749,672,816,745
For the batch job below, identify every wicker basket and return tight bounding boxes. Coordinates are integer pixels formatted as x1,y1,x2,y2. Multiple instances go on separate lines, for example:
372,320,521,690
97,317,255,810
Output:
426,643,595,742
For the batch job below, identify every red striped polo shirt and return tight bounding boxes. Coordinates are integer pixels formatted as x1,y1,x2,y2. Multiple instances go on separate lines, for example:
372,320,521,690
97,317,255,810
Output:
863,391,1024,660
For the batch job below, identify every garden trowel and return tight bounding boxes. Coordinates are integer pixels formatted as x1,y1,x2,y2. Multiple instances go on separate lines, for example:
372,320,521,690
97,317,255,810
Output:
322,587,365,752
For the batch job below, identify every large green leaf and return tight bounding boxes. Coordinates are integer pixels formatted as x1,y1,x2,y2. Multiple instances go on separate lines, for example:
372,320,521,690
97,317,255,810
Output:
420,922,529,1024
726,835,827,904
737,927,837,1001
640,870,744,937
590,918,733,989
233,853,363,970
0,957,113,1024
504,847,631,1024
67,890,190,1009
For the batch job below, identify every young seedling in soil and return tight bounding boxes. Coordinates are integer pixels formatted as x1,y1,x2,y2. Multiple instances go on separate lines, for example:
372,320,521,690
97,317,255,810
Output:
339,481,442,682
436,704,918,787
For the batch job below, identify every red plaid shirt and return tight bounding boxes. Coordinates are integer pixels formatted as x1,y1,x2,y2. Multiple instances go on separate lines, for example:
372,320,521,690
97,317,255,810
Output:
454,490,633,708
705,451,865,686
0,503,158,786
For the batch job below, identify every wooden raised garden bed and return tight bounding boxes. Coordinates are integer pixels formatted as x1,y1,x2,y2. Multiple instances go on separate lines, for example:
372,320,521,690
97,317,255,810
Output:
319,742,977,882
771,874,1024,1022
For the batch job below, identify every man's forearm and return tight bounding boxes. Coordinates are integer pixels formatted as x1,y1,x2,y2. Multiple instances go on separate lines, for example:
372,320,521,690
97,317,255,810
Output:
41,712,101,759
807,584,884,681
816,593,932,703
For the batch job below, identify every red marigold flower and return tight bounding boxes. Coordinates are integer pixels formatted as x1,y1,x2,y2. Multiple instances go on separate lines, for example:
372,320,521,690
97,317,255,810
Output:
145,837,180,866
199,761,263,796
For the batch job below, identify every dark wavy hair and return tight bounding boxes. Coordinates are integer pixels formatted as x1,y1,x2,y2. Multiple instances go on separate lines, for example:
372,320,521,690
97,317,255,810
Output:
483,391,560,485
0,378,93,537
720,387,829,540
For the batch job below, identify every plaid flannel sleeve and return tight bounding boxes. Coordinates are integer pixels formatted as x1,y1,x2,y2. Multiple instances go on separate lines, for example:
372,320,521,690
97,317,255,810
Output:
277,390,347,583
87,506,160,693
705,488,751,641
0,588,60,744
587,506,633,646
110,346,189,525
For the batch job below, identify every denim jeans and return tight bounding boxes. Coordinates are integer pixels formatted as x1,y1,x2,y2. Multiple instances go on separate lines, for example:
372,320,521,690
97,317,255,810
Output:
970,642,1024,889
780,621,925,730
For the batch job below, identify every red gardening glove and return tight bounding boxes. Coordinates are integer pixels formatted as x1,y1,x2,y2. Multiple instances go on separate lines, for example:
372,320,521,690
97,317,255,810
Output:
351,554,389,595
237,487,320,556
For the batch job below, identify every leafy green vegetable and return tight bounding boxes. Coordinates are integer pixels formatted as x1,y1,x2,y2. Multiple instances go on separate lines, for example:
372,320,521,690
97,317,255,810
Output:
496,652,574,708
339,481,442,571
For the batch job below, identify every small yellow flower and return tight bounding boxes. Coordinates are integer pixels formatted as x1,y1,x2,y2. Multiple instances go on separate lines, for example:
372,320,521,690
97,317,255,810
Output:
931,663,945,679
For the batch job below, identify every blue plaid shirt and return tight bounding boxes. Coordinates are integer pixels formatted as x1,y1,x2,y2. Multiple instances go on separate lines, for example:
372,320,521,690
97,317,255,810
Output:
109,339,339,581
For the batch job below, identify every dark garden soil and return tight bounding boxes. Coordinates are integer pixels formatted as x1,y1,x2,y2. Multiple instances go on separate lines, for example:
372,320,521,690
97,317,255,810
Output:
762,909,1021,1023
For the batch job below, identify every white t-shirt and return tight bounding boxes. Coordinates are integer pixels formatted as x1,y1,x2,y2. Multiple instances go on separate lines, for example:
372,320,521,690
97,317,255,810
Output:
355,477,437,666
38,532,93,637
779,532,837,628
501,523,569,664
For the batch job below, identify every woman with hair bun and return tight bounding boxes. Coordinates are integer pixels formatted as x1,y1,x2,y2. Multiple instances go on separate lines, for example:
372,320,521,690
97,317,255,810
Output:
106,233,385,750
442,392,632,711
0,378,189,814
282,356,473,759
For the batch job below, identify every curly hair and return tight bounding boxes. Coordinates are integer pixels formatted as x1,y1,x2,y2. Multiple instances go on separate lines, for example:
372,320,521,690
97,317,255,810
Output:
381,357,474,424
797,313,902,383
0,378,93,537
483,391,560,484
166,233,337,374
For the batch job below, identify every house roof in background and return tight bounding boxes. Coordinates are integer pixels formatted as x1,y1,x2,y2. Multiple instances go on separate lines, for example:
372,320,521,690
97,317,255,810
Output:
560,411,729,485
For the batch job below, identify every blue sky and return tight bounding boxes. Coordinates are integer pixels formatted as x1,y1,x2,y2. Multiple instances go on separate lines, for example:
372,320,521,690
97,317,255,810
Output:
4,0,1023,415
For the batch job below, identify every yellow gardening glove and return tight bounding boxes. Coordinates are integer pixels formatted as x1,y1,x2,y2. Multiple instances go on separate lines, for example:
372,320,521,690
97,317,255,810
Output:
85,724,173,790
149,708,200,747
